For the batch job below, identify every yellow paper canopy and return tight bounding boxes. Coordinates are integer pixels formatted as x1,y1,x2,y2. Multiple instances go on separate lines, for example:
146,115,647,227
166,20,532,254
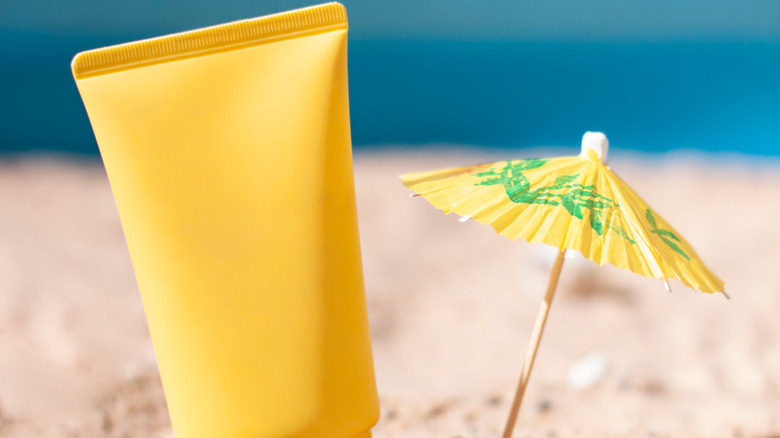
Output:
402,150,723,294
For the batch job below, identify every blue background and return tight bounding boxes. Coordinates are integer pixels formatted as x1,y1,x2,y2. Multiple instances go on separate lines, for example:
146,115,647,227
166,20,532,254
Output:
2,1,779,155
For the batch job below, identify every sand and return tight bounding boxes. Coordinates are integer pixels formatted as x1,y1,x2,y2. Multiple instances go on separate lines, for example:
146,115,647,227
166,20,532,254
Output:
0,149,779,437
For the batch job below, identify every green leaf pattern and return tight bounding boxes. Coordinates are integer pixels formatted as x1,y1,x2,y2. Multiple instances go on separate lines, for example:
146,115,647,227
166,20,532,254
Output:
645,208,657,229
475,160,634,244
645,209,689,260
474,160,692,260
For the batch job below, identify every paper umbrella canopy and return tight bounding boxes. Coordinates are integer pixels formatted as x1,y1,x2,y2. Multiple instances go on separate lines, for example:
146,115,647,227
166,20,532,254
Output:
401,132,725,437
401,132,724,294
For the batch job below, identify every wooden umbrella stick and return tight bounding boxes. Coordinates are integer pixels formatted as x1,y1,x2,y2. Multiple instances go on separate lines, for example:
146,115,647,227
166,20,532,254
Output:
501,249,567,438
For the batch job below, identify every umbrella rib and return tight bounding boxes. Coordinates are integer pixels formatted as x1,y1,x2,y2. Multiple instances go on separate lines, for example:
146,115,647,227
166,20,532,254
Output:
518,204,557,246
491,201,528,236
614,213,637,272
561,160,596,256
452,187,508,218
623,196,693,286
612,180,713,291
604,169,669,280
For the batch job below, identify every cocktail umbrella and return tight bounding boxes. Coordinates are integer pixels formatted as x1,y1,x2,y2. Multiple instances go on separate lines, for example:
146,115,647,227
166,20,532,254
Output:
400,132,725,438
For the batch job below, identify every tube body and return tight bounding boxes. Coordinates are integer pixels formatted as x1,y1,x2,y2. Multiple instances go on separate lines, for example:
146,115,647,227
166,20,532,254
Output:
71,3,378,437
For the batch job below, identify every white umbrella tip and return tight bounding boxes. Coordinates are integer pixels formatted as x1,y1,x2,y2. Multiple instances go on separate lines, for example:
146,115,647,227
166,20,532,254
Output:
581,131,609,162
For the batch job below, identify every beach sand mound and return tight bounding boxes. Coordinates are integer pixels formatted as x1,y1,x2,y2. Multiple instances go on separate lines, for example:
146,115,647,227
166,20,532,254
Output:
1,151,779,437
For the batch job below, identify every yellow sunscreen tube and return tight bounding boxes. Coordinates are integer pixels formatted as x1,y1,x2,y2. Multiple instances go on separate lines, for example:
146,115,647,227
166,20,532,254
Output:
71,3,378,437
